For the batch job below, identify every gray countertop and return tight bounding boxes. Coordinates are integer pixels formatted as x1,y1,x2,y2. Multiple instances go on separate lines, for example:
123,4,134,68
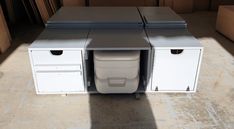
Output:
86,29,151,50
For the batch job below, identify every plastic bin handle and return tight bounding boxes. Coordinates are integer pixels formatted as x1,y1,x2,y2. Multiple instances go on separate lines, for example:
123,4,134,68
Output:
108,78,126,87
50,50,63,56
171,49,184,55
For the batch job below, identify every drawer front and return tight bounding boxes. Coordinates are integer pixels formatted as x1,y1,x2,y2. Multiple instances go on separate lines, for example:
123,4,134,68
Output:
152,49,201,91
31,50,82,65
35,71,85,93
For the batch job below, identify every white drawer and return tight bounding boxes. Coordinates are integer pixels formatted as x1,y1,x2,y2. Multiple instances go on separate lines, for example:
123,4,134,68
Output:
31,50,82,65
152,49,201,91
34,65,82,72
35,71,85,93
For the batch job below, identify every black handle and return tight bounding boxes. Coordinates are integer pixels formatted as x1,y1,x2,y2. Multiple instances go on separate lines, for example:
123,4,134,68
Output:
50,50,63,56
171,49,184,55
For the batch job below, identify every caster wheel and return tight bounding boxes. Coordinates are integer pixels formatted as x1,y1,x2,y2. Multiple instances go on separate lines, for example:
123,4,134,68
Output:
135,93,140,100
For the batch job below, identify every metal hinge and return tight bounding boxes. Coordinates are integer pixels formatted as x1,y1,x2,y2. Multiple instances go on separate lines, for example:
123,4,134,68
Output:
155,86,158,91
186,86,190,91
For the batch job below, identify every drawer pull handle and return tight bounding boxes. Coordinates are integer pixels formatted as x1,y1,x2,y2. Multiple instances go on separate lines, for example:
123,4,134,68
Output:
171,49,183,55
50,50,63,56
108,78,126,87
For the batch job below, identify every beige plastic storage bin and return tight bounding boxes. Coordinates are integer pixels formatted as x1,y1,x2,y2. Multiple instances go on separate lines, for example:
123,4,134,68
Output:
94,50,140,93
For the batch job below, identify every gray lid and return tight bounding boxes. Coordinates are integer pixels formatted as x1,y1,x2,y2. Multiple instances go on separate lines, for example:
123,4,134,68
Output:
86,29,150,50
94,50,140,61
146,29,203,48
138,7,187,28
47,7,143,26
29,29,89,49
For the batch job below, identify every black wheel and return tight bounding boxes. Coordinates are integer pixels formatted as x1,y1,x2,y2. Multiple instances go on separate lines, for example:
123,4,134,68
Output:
135,93,140,100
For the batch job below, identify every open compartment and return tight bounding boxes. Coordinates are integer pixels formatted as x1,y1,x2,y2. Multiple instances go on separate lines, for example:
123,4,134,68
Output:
85,50,151,94
84,29,151,93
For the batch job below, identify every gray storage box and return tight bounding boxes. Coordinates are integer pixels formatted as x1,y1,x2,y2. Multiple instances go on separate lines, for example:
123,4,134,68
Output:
94,50,140,93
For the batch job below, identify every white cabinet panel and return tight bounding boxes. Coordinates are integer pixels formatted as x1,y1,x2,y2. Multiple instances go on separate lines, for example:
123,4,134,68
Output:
34,65,82,71
36,71,84,93
152,49,201,91
31,50,82,65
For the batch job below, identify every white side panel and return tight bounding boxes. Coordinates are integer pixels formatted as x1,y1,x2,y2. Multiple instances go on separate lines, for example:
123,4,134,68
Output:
36,71,84,93
152,49,200,91
34,65,82,71
31,50,82,65
193,48,203,92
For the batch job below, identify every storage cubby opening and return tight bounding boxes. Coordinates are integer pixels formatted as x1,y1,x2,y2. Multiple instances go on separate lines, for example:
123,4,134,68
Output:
85,50,96,92
86,50,150,93
139,50,150,91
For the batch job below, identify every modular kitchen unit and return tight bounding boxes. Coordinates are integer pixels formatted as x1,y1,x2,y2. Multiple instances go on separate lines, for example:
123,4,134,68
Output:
28,7,203,94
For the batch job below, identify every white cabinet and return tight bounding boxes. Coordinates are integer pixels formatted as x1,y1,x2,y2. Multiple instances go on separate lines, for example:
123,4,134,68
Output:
29,50,85,94
147,29,203,92
152,49,201,92
28,29,88,94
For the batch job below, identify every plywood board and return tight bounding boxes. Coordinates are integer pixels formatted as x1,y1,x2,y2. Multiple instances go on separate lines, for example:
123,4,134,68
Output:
173,0,194,13
44,0,53,16
0,5,11,53
62,0,86,6
49,0,56,13
4,0,15,24
21,0,34,23
52,0,59,11
35,0,50,24
216,6,234,41
29,0,42,24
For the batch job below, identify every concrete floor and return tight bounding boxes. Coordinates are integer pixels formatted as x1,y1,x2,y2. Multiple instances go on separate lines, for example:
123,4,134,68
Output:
0,11,234,129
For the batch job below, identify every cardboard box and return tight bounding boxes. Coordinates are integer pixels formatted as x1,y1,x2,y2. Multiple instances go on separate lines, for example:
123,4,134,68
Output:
159,0,164,6
173,0,194,13
165,0,173,8
145,0,158,6
194,0,210,10
89,0,157,6
35,0,51,24
216,6,234,41
63,0,86,6
210,0,221,10
211,0,234,10
159,0,194,13
159,0,173,8
0,5,11,53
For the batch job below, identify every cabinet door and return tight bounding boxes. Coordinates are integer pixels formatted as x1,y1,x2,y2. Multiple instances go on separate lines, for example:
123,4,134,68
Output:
36,71,84,93
152,49,201,91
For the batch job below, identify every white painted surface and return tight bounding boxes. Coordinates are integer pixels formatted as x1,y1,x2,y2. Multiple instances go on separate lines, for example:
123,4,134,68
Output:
31,50,82,65
152,49,201,91
34,65,82,71
36,71,84,93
